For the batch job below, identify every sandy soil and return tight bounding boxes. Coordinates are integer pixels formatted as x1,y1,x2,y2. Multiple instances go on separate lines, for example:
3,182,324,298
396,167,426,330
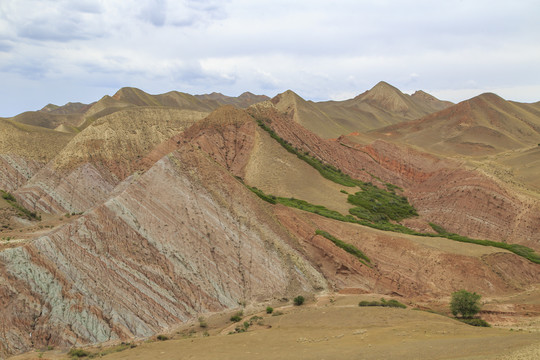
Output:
13,294,540,360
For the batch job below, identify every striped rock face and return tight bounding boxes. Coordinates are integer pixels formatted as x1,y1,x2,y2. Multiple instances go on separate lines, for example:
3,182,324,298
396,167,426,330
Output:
0,147,326,356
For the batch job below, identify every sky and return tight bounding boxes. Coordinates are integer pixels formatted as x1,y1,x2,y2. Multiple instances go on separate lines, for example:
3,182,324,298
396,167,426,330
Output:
0,0,539,117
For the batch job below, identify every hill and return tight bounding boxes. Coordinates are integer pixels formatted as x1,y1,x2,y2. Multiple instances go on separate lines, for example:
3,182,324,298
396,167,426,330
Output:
14,107,207,214
271,82,453,138
370,93,540,156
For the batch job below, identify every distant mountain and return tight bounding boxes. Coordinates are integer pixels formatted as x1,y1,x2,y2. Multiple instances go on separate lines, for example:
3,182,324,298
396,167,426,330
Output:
194,91,270,108
371,92,540,156
271,81,453,138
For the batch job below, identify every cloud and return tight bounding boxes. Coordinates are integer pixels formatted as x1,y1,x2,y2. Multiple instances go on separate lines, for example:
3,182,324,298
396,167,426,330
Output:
138,0,166,27
0,0,539,116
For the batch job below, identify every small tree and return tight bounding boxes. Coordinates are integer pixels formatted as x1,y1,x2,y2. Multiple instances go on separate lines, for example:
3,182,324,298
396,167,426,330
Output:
450,290,482,318
293,295,305,306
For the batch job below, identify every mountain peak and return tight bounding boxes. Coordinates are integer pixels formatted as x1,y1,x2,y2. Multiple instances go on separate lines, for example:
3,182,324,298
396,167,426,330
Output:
359,81,409,112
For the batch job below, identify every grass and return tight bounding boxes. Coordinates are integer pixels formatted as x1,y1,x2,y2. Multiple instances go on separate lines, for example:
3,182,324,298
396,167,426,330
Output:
315,229,371,265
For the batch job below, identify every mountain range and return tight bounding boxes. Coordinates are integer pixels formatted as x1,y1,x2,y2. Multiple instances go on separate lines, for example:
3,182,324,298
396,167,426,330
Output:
1,83,539,358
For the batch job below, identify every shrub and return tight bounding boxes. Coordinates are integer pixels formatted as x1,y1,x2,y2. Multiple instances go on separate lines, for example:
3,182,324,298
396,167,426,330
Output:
68,348,90,358
316,230,371,265
230,311,243,322
359,298,406,308
450,290,482,318
156,334,169,341
458,318,491,327
266,306,274,314
198,316,208,328
293,296,305,306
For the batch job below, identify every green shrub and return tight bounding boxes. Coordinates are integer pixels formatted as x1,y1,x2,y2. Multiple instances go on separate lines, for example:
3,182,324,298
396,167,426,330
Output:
347,182,417,222
68,348,90,358
359,298,406,308
1,191,15,202
316,230,371,265
293,296,305,306
450,290,482,318
156,334,169,341
266,306,274,314
198,316,208,328
458,318,491,327
230,311,243,322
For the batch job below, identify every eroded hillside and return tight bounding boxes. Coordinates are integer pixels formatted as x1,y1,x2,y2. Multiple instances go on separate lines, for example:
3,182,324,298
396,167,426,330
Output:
1,86,539,358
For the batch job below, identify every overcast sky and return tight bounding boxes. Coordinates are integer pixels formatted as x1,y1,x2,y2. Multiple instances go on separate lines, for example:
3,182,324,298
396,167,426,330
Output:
1,0,539,116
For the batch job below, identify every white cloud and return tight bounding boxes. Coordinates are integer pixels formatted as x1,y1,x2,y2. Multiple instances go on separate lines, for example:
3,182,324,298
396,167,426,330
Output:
0,0,539,115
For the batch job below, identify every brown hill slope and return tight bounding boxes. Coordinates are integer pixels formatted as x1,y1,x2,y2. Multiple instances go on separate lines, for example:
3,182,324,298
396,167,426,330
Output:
272,82,453,139
14,107,207,214
371,93,540,156
0,119,75,192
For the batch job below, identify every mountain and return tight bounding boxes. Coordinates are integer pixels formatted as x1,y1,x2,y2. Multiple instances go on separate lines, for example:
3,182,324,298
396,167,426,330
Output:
370,93,540,156
194,91,270,108
271,81,453,139
1,86,539,358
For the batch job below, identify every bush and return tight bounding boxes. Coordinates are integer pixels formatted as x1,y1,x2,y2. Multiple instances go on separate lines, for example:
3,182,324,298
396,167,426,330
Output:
266,306,274,314
450,290,482,318
68,348,90,358
358,298,406,308
230,311,243,322
293,296,305,306
156,334,169,341
198,316,208,328
458,318,491,327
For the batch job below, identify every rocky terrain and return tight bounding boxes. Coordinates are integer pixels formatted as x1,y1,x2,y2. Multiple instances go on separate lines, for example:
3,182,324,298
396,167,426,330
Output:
1,85,539,358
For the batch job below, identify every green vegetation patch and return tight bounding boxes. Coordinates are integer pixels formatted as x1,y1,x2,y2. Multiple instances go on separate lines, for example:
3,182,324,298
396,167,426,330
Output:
359,298,407,309
316,229,371,265
457,318,491,327
430,223,540,264
348,182,418,222
1,190,40,220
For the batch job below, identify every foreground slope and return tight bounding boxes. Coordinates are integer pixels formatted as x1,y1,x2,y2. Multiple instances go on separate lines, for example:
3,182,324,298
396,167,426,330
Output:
0,141,326,356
